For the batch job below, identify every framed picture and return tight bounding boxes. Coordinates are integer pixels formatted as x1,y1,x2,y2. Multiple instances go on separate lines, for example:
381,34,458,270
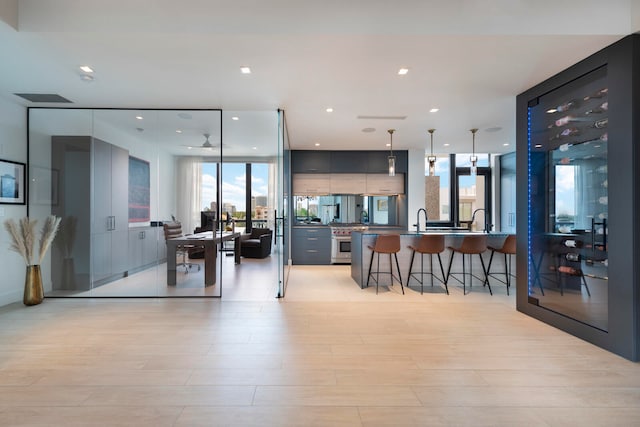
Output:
128,156,150,223
376,199,388,211
31,166,59,206
0,159,26,205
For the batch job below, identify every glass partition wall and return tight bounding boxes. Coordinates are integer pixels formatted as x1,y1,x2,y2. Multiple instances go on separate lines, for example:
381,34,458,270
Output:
28,108,283,298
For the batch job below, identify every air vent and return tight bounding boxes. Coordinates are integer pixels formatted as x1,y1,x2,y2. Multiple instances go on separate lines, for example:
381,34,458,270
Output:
357,115,407,120
14,93,72,103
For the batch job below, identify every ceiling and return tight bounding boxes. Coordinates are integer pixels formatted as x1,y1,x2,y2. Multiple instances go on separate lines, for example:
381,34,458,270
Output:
0,0,636,155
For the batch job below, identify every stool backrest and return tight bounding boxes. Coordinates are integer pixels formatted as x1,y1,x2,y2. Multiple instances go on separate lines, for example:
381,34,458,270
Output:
458,235,487,254
501,234,516,254
374,234,401,254
416,234,445,254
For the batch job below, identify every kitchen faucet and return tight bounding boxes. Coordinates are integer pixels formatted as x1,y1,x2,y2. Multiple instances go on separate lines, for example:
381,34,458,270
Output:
470,208,491,233
415,208,428,233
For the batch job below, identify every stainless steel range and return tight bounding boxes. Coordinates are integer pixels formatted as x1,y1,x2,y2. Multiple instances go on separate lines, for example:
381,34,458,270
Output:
330,225,368,264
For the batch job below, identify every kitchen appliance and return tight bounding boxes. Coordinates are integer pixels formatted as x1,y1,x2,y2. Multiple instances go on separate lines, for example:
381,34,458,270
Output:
330,225,368,264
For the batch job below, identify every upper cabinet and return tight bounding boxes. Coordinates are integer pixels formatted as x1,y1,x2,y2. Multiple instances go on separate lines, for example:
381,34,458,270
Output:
292,173,330,195
330,151,369,173
291,151,331,173
366,173,404,195
329,173,367,194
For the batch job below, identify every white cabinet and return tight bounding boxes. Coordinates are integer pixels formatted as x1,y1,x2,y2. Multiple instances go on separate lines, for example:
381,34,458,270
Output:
128,227,162,271
293,174,330,195
330,173,366,194
365,173,404,195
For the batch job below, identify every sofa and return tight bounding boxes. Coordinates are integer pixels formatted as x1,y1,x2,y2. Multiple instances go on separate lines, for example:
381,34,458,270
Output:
240,228,273,258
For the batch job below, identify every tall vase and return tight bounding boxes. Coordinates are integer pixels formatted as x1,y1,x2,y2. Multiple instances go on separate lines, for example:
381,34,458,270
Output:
24,265,44,306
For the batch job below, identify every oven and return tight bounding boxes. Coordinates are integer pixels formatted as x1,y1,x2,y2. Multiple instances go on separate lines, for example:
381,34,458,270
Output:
331,234,352,264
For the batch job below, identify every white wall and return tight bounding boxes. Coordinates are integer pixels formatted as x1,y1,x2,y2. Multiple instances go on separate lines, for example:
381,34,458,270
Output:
0,97,27,306
407,148,425,232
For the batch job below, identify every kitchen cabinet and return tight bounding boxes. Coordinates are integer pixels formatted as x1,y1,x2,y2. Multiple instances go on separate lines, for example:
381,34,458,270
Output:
366,173,404,195
331,151,368,173
368,151,408,173
330,173,366,194
293,173,330,195
291,227,331,264
291,151,331,173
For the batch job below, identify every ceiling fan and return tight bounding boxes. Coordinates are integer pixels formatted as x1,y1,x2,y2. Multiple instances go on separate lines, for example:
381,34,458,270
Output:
181,133,226,150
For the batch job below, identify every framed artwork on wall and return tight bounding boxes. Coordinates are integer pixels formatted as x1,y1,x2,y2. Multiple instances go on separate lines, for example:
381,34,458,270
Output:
128,156,150,223
0,159,26,205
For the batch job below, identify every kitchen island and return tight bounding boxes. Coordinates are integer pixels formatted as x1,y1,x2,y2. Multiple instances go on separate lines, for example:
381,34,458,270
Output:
351,229,511,291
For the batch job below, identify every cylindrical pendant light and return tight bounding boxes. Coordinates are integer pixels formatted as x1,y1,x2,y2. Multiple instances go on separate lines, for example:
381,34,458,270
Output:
469,128,478,177
427,129,436,176
388,129,396,176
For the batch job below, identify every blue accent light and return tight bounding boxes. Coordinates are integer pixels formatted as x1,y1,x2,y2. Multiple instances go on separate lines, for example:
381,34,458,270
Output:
527,107,532,295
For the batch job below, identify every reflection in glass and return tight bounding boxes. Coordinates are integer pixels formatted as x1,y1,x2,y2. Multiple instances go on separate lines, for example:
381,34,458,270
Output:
528,66,608,331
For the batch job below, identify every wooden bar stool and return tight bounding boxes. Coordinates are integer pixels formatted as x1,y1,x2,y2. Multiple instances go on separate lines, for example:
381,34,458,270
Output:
486,234,515,295
445,234,492,295
407,234,448,294
366,234,404,294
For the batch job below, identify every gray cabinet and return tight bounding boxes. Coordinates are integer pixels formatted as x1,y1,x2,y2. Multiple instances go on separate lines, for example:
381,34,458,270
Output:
291,151,331,173
128,227,162,272
51,136,130,290
291,227,331,265
92,139,129,284
331,151,368,173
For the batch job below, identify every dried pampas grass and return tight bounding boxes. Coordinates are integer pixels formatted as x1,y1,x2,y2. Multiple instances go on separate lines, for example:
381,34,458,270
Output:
4,216,61,265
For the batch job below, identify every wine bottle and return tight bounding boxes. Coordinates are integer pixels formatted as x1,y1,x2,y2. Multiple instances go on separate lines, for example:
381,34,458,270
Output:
583,88,608,101
566,253,580,262
563,239,583,248
556,100,579,112
585,101,608,115
550,127,580,141
592,118,608,129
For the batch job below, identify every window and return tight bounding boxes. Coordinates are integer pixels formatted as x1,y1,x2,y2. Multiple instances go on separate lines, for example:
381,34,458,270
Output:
425,155,450,221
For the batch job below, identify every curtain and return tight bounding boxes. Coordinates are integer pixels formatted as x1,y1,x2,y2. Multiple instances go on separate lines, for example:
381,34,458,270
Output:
176,156,202,234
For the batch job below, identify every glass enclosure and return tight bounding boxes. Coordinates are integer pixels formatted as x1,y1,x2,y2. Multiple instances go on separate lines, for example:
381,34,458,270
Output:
527,66,608,331
28,108,283,299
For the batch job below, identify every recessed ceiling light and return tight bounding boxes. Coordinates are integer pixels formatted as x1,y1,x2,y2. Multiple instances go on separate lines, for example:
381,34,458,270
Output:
252,146,258,150
386,143,391,147
362,127,376,133
326,108,333,113
443,143,450,147
80,74,94,82
176,129,182,133
79,65,94,73
398,68,409,75
232,116,239,121
315,143,320,146
503,143,510,146
187,146,192,150
135,116,143,120
429,108,439,113
240,66,251,74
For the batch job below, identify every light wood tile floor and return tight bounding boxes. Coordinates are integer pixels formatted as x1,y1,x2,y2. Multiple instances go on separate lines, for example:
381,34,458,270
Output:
0,265,639,426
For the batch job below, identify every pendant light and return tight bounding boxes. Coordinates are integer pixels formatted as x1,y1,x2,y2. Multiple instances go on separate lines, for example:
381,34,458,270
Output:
469,128,479,177
388,129,396,176
427,129,436,176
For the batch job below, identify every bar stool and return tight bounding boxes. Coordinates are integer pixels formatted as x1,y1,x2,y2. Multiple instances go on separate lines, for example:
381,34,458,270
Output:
446,234,492,295
486,234,515,295
407,234,448,294
366,234,404,294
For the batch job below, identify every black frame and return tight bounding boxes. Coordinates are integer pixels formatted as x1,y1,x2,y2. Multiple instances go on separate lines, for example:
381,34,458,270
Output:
516,34,640,361
0,158,26,205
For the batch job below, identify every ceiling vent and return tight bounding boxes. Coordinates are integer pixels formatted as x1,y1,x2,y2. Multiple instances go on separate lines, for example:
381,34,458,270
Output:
357,115,407,120
14,93,72,103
